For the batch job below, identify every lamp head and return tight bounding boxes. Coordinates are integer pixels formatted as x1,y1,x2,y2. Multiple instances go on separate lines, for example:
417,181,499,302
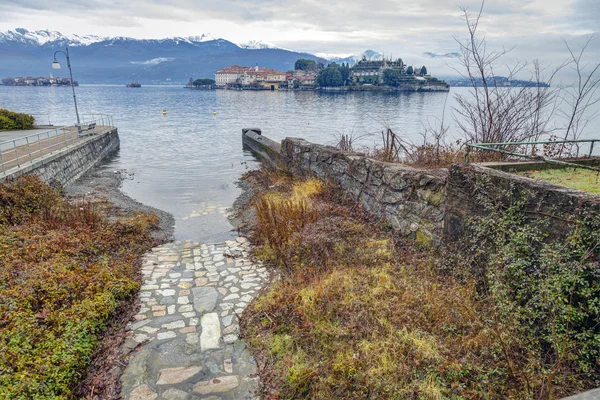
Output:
51,58,61,70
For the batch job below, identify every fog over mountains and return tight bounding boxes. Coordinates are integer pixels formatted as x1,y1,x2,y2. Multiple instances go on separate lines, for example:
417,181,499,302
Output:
0,28,389,85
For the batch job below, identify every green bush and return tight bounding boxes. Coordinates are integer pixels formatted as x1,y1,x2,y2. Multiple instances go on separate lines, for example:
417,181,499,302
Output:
0,115,16,130
451,191,600,395
0,109,35,130
0,176,158,398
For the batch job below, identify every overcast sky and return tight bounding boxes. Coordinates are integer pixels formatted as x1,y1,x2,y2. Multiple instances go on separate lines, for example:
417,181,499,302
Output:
0,0,598,79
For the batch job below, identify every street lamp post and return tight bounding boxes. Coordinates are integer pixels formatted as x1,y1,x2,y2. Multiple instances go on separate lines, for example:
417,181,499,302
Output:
52,47,82,135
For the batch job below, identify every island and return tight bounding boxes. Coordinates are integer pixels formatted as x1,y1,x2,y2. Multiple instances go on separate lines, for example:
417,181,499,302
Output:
209,57,448,92
2,76,78,86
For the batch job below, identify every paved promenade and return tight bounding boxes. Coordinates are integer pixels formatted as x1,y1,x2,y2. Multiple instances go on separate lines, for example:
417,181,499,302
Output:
0,125,111,173
120,239,268,400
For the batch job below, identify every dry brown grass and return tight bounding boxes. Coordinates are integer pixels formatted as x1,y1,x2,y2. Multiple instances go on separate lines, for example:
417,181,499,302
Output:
240,168,597,400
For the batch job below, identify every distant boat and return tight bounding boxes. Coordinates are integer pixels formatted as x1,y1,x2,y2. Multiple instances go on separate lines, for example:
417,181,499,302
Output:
126,81,141,88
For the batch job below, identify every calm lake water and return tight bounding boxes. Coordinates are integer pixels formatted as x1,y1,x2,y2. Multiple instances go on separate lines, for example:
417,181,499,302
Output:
0,85,597,242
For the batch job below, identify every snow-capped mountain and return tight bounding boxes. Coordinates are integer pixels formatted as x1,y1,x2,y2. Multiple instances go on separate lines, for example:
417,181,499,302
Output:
238,40,282,50
184,33,216,43
0,28,325,84
0,28,105,47
319,50,384,66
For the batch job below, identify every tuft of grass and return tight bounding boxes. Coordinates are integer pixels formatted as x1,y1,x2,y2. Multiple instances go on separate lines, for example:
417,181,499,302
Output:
0,176,158,399
253,177,323,276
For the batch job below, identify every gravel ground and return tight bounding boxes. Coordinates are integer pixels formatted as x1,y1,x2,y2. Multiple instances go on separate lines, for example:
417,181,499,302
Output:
68,162,175,241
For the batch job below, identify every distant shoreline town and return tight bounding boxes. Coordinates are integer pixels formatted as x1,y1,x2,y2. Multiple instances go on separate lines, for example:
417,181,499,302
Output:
2,76,78,87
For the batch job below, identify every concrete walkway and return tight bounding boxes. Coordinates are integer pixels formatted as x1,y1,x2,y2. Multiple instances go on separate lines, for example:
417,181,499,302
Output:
0,125,112,173
120,239,268,400
0,127,63,142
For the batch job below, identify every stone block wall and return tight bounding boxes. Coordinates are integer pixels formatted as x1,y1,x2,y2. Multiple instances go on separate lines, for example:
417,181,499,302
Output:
242,128,281,167
446,163,600,240
243,129,600,247
281,137,448,244
1,128,120,187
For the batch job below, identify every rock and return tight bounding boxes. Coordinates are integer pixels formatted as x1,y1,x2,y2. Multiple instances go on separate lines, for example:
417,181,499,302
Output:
130,319,151,330
224,358,233,373
156,365,202,385
223,334,238,344
240,295,253,303
193,376,239,394
222,315,234,326
178,281,193,289
192,287,218,313
162,388,189,400
162,320,185,330
130,384,157,400
200,313,221,350
186,333,200,345
157,331,176,340
223,324,238,335
178,305,193,312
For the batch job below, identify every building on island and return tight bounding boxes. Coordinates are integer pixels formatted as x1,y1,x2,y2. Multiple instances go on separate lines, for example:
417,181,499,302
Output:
350,56,405,85
291,70,317,86
215,65,286,90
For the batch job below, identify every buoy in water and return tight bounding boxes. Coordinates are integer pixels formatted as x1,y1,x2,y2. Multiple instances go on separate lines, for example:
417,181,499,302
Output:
162,109,167,115
213,111,217,116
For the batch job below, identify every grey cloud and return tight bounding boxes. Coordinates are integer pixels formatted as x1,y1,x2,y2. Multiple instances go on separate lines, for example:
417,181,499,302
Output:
0,0,597,81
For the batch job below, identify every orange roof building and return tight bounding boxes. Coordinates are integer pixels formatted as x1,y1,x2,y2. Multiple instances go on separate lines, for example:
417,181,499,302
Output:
215,65,286,85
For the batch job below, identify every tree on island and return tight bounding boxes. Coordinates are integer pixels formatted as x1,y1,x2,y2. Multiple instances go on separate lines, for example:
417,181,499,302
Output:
383,69,404,87
193,78,215,86
316,63,344,87
420,66,428,75
339,63,350,82
295,59,317,71
406,66,414,75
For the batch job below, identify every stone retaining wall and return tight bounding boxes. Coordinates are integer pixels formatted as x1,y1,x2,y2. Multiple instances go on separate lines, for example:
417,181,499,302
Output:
244,129,600,246
242,128,281,167
282,137,448,244
446,163,600,240
1,128,120,187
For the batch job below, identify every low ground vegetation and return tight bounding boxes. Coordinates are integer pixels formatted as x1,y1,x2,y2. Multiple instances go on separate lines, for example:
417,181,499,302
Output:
520,168,600,194
0,109,35,130
240,168,600,399
0,176,159,398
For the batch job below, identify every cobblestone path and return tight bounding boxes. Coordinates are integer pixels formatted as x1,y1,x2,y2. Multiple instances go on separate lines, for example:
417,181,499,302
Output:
120,238,268,400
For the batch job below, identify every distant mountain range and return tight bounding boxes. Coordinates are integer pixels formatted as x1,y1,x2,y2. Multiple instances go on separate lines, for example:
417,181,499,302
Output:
316,50,384,66
0,28,390,85
422,52,461,59
0,29,324,84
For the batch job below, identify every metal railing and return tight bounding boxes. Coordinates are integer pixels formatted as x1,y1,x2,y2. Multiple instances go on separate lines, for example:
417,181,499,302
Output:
82,114,114,127
0,114,115,177
465,139,600,172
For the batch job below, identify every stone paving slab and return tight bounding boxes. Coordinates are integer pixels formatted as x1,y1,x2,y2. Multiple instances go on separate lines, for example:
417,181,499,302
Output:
120,238,267,400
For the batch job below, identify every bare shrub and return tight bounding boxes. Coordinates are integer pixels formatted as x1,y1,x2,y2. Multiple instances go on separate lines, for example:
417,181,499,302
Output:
453,3,562,151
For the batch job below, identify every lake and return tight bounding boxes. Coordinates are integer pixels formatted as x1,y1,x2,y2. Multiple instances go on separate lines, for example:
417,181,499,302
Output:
0,85,596,242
